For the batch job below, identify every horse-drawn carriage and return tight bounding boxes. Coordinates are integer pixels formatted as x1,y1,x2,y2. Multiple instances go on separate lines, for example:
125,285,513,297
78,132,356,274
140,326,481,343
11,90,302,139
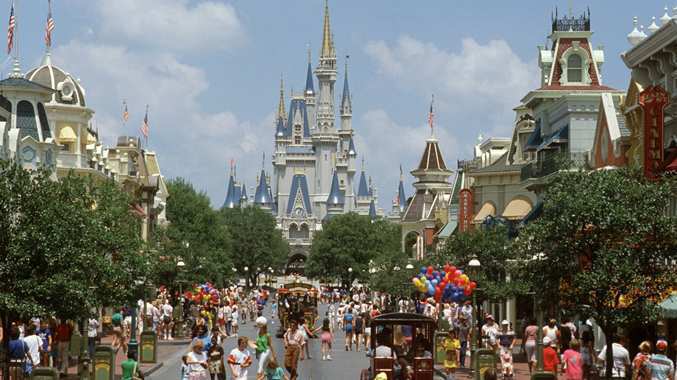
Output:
275,282,319,337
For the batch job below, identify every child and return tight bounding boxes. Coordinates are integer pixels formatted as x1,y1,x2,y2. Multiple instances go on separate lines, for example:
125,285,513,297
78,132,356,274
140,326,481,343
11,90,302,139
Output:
498,320,515,378
180,354,189,380
264,356,289,380
443,330,461,380
318,318,333,361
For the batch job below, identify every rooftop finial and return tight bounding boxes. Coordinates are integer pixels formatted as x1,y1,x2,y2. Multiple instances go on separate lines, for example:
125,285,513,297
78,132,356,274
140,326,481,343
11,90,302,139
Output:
628,16,643,46
661,6,671,25
428,94,435,138
361,156,365,171
261,152,265,170
277,74,287,121
648,16,659,34
9,57,22,79
341,55,352,113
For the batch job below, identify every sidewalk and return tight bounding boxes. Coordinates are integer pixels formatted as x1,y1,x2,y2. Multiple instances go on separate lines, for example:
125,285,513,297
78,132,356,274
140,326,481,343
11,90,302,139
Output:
59,334,191,379
452,360,566,380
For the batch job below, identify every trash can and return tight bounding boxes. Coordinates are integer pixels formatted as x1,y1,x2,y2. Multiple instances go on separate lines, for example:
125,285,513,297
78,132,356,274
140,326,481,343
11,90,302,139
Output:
92,345,115,380
139,331,157,364
30,366,60,380
475,348,497,379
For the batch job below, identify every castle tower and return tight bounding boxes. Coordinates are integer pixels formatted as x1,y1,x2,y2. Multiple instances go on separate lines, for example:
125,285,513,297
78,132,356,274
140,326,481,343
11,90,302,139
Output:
304,50,316,132
312,0,339,209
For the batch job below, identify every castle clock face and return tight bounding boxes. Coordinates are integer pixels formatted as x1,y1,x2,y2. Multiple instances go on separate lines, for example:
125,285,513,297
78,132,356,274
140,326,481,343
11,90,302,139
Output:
294,208,305,218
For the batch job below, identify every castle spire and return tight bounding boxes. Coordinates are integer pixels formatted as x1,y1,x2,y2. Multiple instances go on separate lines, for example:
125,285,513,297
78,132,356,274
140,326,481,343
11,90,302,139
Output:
341,55,352,115
277,74,286,121
305,48,314,95
321,0,334,59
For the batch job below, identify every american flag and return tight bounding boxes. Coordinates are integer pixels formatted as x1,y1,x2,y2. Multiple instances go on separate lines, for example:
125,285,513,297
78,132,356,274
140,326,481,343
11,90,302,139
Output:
140,105,149,140
122,100,129,122
428,94,435,131
7,2,15,55
45,0,54,48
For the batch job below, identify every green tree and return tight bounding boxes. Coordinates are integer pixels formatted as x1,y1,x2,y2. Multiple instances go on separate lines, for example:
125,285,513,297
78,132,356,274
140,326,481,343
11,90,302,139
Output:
516,168,677,379
436,226,527,301
153,178,232,289
306,214,401,287
220,206,288,287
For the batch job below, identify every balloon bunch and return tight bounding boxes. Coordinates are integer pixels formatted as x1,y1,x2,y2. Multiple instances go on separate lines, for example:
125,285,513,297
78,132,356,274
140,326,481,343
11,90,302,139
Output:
411,264,477,303
184,282,220,305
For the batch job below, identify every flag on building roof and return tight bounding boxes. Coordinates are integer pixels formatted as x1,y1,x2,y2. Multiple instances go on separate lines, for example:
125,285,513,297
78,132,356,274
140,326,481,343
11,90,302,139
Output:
140,105,149,140
45,0,54,48
122,100,129,122
428,94,435,133
7,2,15,55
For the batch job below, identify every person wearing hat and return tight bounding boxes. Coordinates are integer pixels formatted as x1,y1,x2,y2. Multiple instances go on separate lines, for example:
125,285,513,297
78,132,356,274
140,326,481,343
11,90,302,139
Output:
481,315,499,351
498,320,515,378
251,316,274,378
646,340,674,380
457,314,470,368
542,336,560,374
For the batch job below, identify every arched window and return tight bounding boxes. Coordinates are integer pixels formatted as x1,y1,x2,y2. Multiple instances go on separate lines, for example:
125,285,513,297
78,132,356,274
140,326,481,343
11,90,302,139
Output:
17,101,38,140
299,224,309,239
567,54,583,83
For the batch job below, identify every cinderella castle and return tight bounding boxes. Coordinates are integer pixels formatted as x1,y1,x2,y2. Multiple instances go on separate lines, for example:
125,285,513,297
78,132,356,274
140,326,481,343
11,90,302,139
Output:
223,1,387,268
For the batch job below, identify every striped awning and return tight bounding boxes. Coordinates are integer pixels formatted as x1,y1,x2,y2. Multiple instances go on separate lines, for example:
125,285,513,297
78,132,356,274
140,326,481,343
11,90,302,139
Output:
473,202,496,223
502,198,533,220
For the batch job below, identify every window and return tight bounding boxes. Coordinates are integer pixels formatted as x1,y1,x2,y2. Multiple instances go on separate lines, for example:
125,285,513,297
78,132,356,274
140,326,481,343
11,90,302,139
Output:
567,54,583,83
294,136,301,144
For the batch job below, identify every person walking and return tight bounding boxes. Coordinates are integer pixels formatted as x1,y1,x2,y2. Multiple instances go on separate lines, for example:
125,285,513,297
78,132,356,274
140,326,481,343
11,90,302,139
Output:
186,340,209,380
318,318,333,361
121,352,144,380
343,308,355,351
36,319,53,367
87,315,100,358
22,325,41,376
264,355,289,380
206,335,225,380
543,319,560,351
522,318,539,374
228,336,252,380
443,329,460,380
497,320,515,378
55,319,72,375
458,315,470,368
646,340,674,380
254,317,274,378
562,340,584,380
632,341,652,380
298,319,312,360
597,336,631,379
542,337,560,374
283,319,303,380
354,313,365,352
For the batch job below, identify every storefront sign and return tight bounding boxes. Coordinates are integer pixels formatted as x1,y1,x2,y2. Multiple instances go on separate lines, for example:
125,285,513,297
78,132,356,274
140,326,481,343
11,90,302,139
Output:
458,189,473,232
639,85,669,179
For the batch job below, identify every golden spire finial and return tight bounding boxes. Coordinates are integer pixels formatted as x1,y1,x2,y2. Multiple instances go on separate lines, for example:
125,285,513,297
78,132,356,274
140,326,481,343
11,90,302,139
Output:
321,0,334,58
277,74,286,121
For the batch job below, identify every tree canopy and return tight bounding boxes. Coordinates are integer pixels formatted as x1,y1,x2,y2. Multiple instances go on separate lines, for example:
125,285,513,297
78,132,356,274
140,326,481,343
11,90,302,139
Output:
516,169,677,347
0,160,146,320
153,178,232,289
220,205,288,287
306,214,401,287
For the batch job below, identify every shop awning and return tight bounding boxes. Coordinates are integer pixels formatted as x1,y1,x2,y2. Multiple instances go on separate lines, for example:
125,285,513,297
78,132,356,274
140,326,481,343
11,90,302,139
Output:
502,198,533,220
473,202,496,223
659,292,677,319
58,125,76,143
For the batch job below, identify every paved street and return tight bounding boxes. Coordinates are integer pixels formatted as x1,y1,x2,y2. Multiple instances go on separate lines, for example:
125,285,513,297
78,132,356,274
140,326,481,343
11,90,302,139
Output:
148,303,365,380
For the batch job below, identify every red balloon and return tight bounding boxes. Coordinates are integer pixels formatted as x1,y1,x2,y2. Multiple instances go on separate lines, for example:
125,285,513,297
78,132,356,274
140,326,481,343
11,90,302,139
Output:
427,266,434,275
464,288,472,296
469,281,477,289
454,269,462,277
449,266,457,274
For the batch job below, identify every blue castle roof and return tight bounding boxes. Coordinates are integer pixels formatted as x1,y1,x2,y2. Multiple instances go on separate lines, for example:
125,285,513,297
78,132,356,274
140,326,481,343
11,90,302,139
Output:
285,98,311,138
254,170,272,205
348,136,356,156
223,175,241,208
286,174,313,215
326,170,345,207
398,180,407,212
369,199,377,220
305,61,314,95
357,170,369,197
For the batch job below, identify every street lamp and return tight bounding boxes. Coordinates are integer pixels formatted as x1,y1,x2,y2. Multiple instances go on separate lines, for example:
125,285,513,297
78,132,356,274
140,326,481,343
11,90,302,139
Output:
128,279,145,361
405,263,414,270
467,256,482,380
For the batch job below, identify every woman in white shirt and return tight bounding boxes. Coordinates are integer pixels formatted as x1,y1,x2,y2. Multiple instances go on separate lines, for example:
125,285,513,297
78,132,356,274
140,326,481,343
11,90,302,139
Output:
22,325,42,374
186,340,208,380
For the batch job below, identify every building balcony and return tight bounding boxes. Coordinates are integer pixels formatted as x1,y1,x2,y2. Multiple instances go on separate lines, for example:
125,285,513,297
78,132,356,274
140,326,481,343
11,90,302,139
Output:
57,152,88,170
520,152,589,181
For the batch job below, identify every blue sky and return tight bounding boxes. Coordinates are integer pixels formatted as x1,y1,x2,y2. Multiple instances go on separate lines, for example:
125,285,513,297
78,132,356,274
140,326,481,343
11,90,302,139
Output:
6,0,671,207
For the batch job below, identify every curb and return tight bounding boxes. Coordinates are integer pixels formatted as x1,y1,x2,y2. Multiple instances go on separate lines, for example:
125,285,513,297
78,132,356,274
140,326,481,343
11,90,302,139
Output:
141,362,163,377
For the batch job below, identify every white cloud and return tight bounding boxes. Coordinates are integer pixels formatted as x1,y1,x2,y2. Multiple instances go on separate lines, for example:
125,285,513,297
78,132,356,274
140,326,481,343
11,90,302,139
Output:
364,35,538,138
97,0,245,53
53,40,271,205
355,109,458,208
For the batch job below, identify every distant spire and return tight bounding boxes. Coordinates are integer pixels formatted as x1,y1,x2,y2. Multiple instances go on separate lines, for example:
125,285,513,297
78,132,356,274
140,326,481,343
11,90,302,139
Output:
277,74,287,121
341,55,352,114
320,0,334,59
305,48,314,95
368,199,377,221
398,165,407,212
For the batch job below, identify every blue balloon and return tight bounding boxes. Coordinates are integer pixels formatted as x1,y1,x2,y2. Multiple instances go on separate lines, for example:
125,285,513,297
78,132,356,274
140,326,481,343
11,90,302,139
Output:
432,279,438,286
420,266,427,274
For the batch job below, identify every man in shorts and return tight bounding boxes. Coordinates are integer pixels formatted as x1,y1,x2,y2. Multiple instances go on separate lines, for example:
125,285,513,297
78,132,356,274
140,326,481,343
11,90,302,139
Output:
161,300,174,340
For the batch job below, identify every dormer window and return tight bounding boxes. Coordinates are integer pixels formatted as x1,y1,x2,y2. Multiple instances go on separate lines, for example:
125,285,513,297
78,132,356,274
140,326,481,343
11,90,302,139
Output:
567,54,583,83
